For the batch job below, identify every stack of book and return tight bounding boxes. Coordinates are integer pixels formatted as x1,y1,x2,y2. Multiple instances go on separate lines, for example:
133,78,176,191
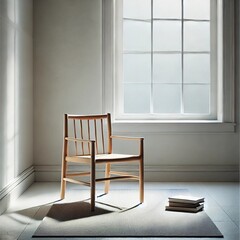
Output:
165,195,204,213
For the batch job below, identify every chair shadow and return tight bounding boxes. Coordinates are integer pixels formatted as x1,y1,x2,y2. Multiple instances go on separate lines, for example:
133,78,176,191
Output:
10,193,142,223
120,203,142,213
46,201,113,221
46,192,143,221
95,193,142,212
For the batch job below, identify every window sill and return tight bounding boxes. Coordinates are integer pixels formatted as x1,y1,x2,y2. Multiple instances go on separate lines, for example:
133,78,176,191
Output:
112,121,236,134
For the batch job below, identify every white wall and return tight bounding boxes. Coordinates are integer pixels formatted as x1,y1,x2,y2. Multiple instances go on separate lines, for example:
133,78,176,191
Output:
33,0,239,181
33,0,102,170
0,0,34,211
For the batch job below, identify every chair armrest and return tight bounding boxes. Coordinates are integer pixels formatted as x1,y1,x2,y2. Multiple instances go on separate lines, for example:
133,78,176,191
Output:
65,137,95,143
111,135,144,157
111,135,144,141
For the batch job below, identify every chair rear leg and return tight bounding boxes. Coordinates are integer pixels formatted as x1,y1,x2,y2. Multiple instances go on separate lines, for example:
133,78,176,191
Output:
139,158,144,203
104,163,111,194
90,142,96,211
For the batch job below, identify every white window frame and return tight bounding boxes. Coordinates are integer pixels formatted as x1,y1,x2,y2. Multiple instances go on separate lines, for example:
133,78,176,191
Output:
102,0,235,132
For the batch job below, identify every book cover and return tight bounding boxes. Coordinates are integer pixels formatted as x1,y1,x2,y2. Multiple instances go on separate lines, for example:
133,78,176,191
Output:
168,195,205,204
168,201,202,208
165,204,204,213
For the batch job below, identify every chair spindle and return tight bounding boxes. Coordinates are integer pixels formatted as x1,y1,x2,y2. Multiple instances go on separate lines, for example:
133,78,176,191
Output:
87,119,90,154
73,119,78,155
94,119,99,154
101,119,105,153
80,120,84,155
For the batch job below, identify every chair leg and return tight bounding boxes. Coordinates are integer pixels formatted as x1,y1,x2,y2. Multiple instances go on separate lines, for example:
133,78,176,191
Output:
104,163,111,194
139,158,144,203
60,180,66,199
90,165,96,211
90,143,96,211
60,160,67,199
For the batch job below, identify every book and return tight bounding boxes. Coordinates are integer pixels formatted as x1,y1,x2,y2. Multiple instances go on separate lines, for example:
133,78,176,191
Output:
168,195,205,205
165,203,204,213
168,201,202,208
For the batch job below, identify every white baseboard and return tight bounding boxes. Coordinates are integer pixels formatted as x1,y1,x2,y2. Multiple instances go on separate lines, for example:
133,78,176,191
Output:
34,164,239,182
0,166,35,215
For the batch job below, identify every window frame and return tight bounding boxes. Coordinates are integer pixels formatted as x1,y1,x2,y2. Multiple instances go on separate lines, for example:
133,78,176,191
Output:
102,0,235,131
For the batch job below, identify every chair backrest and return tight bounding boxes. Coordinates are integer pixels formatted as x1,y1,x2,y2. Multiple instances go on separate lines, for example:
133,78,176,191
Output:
64,113,112,155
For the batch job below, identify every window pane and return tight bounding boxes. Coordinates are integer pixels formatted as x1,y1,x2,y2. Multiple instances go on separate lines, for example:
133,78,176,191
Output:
184,21,210,51
153,20,181,51
153,0,181,19
184,84,210,113
123,0,151,20
184,54,210,84
153,54,182,83
124,84,151,113
184,0,210,20
124,54,151,83
120,0,216,118
124,20,151,51
153,84,181,113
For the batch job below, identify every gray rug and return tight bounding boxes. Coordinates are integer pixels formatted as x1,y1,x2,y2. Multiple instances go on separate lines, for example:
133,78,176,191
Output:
33,190,223,238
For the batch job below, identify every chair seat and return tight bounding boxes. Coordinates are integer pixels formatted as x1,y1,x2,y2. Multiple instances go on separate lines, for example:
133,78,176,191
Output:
66,153,140,163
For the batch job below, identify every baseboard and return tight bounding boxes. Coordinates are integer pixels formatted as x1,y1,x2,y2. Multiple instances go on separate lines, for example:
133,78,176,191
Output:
0,166,35,215
34,164,239,182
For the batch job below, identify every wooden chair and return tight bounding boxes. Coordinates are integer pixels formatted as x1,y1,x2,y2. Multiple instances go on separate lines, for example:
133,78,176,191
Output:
60,113,144,211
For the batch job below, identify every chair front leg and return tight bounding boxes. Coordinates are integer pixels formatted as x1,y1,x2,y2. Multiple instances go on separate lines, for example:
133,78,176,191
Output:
90,141,96,211
104,163,111,194
60,159,66,199
139,138,144,203
60,146,67,199
139,157,144,203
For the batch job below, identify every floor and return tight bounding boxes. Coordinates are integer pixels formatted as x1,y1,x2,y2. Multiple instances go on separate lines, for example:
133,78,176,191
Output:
0,182,239,240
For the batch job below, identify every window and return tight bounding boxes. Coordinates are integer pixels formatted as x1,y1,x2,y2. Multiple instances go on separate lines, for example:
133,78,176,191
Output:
115,0,219,120
103,0,235,124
